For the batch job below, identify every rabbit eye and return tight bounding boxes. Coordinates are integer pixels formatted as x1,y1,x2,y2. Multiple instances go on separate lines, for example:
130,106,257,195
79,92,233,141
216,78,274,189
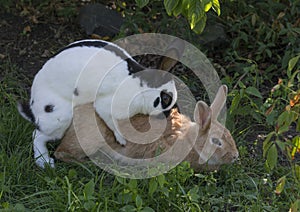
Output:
211,138,222,146
162,94,171,103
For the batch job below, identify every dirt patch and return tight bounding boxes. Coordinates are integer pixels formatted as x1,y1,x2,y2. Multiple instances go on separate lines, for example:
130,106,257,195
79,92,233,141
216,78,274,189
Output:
0,12,85,79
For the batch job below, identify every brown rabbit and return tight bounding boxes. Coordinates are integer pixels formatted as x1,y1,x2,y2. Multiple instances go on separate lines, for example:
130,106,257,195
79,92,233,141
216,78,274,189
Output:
55,85,239,171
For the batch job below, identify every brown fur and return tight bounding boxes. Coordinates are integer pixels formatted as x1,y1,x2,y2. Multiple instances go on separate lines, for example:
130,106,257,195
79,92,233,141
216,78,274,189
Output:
55,85,239,171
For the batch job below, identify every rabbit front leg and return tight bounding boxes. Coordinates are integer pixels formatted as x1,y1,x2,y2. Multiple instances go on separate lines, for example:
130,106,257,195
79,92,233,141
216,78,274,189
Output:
94,102,127,146
30,99,72,168
33,129,55,168
112,129,127,146
101,114,127,146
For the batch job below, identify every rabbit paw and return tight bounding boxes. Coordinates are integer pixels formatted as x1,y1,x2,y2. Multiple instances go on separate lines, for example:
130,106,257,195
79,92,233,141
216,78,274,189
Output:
36,156,55,169
114,131,127,146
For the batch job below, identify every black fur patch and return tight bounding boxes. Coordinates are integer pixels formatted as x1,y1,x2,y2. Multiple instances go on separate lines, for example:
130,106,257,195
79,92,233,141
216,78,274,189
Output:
153,97,160,108
18,102,35,123
132,69,173,88
163,103,179,118
44,104,54,113
126,58,144,74
74,88,79,96
52,40,107,58
51,40,145,75
154,103,179,119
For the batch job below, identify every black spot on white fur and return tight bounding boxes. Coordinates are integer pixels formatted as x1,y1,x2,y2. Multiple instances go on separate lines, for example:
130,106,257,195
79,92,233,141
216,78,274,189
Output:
74,88,79,96
18,102,35,123
18,101,40,130
44,105,54,113
153,97,160,108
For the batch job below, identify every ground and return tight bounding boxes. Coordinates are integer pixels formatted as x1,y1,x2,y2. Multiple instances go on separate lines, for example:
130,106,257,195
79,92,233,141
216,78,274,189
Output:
0,12,84,80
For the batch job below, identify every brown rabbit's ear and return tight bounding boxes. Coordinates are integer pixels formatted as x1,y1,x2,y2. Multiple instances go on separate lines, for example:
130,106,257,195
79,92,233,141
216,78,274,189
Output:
159,38,185,71
210,85,228,120
194,101,212,131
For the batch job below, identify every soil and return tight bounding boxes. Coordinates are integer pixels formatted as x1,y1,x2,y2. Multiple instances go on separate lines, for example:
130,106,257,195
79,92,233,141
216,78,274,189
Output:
0,11,85,80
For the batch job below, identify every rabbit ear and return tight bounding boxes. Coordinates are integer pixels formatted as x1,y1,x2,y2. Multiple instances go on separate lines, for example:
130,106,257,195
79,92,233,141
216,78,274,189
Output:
210,85,228,120
159,38,185,71
194,101,212,131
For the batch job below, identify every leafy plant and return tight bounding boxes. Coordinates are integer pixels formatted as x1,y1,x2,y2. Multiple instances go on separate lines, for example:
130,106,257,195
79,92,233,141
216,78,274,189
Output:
263,54,300,208
135,0,221,33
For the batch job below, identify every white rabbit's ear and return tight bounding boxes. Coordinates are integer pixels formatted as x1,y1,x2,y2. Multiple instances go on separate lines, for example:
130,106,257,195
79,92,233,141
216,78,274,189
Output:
159,38,185,71
210,85,228,120
194,101,212,131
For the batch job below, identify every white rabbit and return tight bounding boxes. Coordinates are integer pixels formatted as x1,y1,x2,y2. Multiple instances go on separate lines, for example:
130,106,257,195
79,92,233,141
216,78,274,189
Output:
18,39,183,168
55,85,239,172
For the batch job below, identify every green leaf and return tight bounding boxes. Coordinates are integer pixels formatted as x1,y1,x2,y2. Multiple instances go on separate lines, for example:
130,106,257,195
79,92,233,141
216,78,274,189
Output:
120,205,136,212
128,179,137,190
135,195,143,209
295,165,300,181
291,136,300,159
157,174,166,187
277,111,295,134
164,0,180,16
13,203,26,211
135,0,149,8
267,144,278,170
245,87,263,98
148,178,158,196
83,180,95,200
278,125,290,134
84,201,96,210
278,111,289,126
188,0,204,29
263,132,275,158
192,14,207,34
287,69,300,88
141,207,155,212
188,187,200,202
212,0,221,15
172,1,182,16
275,140,286,151
204,2,212,12
238,81,246,89
288,55,300,72
68,169,77,179
230,92,241,115
275,176,286,194
116,176,127,185
290,199,300,212
181,0,191,16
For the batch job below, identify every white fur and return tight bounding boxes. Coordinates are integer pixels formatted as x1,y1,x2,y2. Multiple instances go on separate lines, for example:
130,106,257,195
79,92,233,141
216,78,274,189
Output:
20,39,177,168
